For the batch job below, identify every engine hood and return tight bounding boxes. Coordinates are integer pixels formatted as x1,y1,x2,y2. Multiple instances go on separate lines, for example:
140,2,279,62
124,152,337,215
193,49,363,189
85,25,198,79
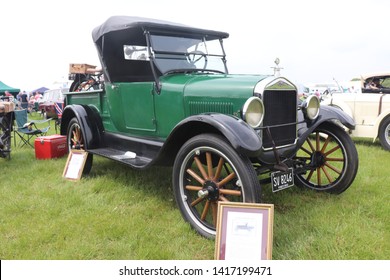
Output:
159,73,271,117
161,73,270,97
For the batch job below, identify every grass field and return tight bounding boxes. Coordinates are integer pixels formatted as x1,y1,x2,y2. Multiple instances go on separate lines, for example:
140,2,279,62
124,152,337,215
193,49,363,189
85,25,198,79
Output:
0,121,389,260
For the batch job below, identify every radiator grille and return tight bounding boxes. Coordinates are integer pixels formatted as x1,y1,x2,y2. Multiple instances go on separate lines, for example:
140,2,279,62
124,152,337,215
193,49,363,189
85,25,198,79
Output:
262,90,297,149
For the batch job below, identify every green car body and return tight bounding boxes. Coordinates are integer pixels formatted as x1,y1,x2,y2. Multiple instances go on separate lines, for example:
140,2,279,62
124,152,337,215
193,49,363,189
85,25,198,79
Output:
61,16,359,238
67,74,265,138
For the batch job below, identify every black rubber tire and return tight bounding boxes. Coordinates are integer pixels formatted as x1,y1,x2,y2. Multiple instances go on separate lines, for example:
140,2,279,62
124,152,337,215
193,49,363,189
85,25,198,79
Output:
294,122,358,194
172,133,261,239
378,116,390,150
66,117,93,175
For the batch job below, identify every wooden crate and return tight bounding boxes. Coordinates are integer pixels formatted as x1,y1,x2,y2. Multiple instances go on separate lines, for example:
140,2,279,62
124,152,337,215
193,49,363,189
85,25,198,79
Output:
0,102,15,113
69,63,97,74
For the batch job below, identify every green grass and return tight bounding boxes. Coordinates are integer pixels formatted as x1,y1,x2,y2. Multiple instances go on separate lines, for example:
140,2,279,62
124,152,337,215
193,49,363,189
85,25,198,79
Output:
0,122,389,260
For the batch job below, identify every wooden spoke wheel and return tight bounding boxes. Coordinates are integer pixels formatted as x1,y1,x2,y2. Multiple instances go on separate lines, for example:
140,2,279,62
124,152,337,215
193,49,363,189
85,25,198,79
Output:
74,79,96,92
66,117,93,175
294,123,358,194
173,134,260,239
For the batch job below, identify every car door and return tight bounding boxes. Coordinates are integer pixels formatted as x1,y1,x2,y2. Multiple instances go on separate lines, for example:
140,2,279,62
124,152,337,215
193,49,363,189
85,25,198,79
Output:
106,82,156,135
353,93,384,126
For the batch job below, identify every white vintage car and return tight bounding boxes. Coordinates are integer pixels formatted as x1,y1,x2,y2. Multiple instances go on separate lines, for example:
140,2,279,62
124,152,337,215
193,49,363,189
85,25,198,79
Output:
322,72,390,150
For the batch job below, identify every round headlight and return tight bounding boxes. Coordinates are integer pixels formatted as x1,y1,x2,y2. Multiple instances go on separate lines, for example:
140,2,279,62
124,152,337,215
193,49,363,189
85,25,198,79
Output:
303,95,320,120
242,97,265,128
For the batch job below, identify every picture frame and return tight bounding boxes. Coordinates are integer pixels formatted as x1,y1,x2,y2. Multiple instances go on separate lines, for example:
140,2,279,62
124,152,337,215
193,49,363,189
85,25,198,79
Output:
62,149,89,181
214,201,274,260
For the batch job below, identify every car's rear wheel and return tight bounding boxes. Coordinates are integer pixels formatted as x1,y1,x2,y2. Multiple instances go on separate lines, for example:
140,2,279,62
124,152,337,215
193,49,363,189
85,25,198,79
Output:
378,116,390,150
294,122,358,194
66,117,93,175
173,134,261,239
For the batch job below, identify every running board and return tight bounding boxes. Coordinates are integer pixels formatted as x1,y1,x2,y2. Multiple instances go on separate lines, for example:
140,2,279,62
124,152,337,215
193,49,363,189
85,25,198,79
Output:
88,147,153,169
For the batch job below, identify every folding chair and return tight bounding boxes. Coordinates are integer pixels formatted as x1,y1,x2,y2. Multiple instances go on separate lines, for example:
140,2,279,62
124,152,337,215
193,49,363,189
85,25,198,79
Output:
13,109,51,148
28,101,41,117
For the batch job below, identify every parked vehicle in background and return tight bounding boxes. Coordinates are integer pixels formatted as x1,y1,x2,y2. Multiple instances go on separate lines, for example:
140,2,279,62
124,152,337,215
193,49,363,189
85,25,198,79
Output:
322,72,390,150
39,88,68,118
303,83,340,97
61,16,359,238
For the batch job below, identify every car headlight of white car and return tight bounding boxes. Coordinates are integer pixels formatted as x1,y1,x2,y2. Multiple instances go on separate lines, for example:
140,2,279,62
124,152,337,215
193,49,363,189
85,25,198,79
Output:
242,97,265,128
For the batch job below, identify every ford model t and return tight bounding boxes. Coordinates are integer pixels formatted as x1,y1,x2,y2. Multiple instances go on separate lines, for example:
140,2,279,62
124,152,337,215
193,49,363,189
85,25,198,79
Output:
61,16,359,238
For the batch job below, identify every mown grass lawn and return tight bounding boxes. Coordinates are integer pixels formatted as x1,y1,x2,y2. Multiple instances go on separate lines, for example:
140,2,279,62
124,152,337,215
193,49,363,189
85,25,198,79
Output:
0,123,389,260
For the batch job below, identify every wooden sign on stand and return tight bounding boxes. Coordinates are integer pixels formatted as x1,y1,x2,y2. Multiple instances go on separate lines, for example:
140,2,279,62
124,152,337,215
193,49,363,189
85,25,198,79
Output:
215,202,274,260
62,150,89,181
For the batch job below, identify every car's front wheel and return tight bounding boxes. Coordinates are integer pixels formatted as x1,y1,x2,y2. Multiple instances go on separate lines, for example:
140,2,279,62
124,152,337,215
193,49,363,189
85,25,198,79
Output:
173,134,261,239
378,116,390,150
294,122,358,194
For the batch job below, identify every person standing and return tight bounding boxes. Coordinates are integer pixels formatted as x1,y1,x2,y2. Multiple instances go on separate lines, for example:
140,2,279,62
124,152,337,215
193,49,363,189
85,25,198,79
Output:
1,91,13,102
34,91,42,101
20,91,29,109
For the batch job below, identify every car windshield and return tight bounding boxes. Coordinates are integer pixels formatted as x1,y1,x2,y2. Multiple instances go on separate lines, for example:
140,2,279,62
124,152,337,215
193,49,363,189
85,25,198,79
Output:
149,34,227,74
41,89,68,102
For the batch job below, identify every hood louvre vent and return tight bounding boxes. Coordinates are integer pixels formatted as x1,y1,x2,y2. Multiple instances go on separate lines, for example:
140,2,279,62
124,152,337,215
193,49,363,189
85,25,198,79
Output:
189,101,234,115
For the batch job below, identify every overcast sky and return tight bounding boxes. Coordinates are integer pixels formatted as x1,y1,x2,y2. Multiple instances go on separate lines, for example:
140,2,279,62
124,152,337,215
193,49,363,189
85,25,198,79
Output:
1,0,389,91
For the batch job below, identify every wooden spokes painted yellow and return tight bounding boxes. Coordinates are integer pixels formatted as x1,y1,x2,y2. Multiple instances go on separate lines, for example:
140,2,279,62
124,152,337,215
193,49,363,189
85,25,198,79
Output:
298,131,345,187
184,152,241,225
71,125,84,149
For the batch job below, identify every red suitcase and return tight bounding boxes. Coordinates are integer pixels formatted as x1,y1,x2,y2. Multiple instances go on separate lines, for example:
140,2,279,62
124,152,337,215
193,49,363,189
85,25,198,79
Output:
35,135,68,159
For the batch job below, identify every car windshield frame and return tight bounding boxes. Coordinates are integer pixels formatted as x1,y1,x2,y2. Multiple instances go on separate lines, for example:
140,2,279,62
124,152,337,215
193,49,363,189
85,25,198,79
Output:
148,33,228,75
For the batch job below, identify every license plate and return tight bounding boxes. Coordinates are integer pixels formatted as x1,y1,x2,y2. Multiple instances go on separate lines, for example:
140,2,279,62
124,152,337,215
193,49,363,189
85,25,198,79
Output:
271,168,294,192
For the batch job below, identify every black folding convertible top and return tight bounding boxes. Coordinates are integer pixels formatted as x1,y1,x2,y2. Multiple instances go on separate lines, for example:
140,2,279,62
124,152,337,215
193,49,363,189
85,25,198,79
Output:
92,15,229,42
92,16,229,83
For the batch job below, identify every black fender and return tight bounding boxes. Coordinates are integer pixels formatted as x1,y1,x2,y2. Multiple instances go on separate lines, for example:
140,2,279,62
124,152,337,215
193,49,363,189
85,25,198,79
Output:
297,105,355,148
317,105,355,129
163,113,262,159
60,104,104,150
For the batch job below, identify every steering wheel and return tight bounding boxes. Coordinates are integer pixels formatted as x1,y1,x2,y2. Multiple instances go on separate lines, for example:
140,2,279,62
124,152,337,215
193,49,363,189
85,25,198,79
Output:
187,50,207,69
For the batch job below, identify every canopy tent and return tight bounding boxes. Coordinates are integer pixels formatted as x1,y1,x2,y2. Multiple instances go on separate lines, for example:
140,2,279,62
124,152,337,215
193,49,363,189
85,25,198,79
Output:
30,86,49,94
0,81,20,97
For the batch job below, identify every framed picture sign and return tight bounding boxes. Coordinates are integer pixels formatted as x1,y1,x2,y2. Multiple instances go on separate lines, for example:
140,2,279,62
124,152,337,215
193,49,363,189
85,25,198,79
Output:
62,150,89,181
215,202,274,260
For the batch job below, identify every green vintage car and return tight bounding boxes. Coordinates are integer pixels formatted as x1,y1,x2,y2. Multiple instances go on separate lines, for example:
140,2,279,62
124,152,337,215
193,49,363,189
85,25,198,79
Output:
61,16,359,238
